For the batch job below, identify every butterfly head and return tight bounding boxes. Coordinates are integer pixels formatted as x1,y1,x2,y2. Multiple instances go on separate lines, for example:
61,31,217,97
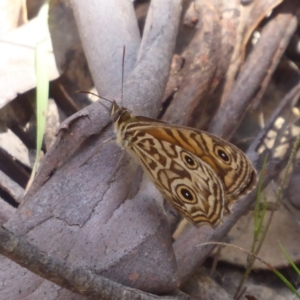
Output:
110,101,140,149
110,101,135,123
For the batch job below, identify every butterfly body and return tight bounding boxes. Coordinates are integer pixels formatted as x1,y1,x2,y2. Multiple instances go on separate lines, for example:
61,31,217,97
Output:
111,101,257,227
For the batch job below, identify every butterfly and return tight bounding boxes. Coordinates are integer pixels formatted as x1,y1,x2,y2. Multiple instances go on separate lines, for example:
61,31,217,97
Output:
109,101,257,227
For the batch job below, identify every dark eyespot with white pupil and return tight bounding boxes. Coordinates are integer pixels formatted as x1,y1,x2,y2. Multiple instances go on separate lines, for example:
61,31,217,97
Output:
176,185,197,204
181,152,198,169
185,155,195,166
217,149,230,162
181,188,194,200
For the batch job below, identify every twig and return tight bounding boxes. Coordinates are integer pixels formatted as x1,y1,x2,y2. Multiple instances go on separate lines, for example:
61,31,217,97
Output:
209,0,298,139
0,225,189,300
247,81,300,155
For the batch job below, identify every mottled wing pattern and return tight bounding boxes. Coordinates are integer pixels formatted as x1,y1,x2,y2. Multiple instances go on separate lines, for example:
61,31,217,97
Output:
128,121,257,210
125,133,225,227
111,103,257,227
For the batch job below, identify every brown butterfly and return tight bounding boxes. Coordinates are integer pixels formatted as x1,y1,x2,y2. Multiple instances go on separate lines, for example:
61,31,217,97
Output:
109,101,257,227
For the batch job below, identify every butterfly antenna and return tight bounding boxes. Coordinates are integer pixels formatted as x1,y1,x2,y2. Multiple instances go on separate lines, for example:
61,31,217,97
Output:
121,45,125,106
77,90,113,110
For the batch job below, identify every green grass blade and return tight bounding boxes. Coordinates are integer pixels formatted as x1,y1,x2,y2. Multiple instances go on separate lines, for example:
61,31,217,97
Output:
27,3,49,188
279,242,300,277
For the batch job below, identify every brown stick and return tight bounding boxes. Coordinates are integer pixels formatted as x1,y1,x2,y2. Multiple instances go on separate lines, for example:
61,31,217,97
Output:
0,225,189,300
209,0,298,140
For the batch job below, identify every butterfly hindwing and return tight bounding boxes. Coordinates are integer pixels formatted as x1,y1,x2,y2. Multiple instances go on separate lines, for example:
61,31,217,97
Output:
127,133,225,227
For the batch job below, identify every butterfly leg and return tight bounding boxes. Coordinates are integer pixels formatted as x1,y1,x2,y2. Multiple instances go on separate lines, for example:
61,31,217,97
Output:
107,149,126,184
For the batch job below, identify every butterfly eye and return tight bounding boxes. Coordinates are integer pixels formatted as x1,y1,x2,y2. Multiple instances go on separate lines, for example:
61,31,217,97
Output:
181,152,198,169
217,149,230,162
176,185,197,204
